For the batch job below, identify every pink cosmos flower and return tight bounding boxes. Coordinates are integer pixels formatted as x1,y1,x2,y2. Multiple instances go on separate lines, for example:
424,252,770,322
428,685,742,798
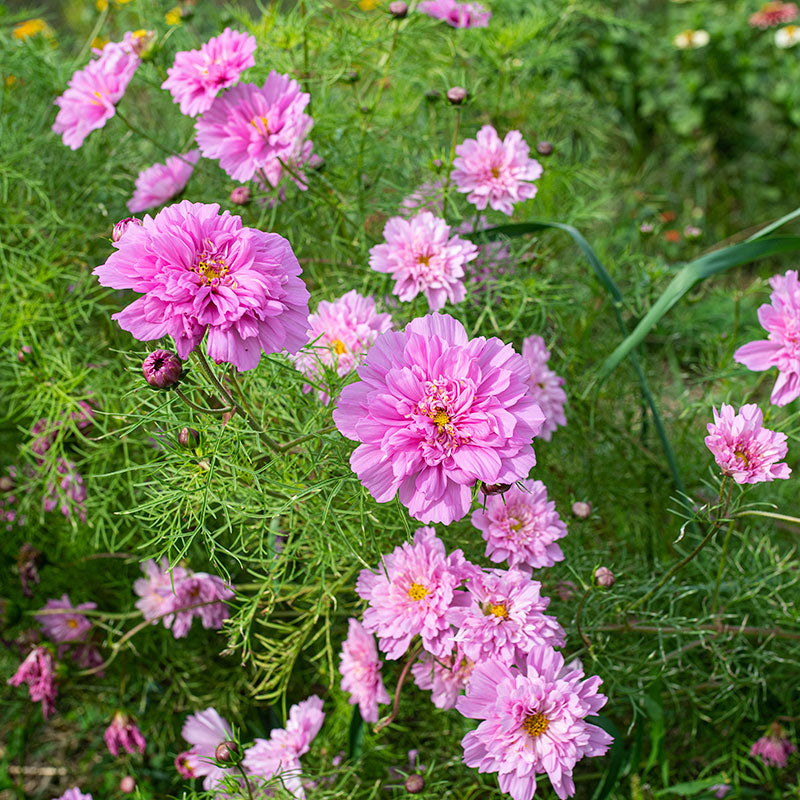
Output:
749,1,798,28
133,558,190,626
704,403,791,484
456,646,613,800
452,125,543,216
170,572,234,639
333,313,545,525
175,751,195,778
93,200,310,371
35,594,96,643
339,618,391,723
449,569,564,666
53,36,140,150
418,0,491,28
734,270,800,406
369,212,478,311
127,150,201,213
162,28,257,117
412,646,475,709
195,73,314,186
181,707,234,791
104,711,146,756
53,790,92,800
8,646,58,717
292,290,393,404
750,724,796,767
522,336,566,441
472,479,567,570
401,180,446,217
42,459,87,522
355,526,474,659
710,785,731,799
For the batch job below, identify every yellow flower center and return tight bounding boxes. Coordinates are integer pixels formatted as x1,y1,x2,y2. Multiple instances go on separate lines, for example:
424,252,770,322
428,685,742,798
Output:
734,449,749,466
195,256,229,284
331,339,347,355
417,254,431,267
67,618,78,629
523,713,549,739
486,603,509,619
408,582,429,601
432,409,450,428
491,166,500,178
786,24,799,35
251,116,271,136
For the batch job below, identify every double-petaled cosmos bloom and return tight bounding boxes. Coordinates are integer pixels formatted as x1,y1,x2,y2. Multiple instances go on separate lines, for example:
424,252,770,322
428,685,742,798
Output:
93,200,310,371
418,0,491,27
452,126,543,216
369,212,478,311
35,594,96,643
339,618,391,723
127,150,200,213
194,73,314,187
522,336,566,441
8,645,58,717
776,23,800,45
181,707,234,791
333,313,545,525
750,724,796,767
412,646,475,709
673,29,710,49
472,479,568,570
162,28,257,117
457,646,613,800
704,403,791,484
104,711,146,756
750,2,798,28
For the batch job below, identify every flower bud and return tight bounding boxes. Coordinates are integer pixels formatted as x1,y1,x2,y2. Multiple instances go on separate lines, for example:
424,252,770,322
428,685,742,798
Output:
130,29,155,58
142,350,182,389
404,775,425,794
594,566,615,588
389,1,408,18
230,186,251,205
481,482,511,496
571,501,591,519
536,140,553,156
178,427,200,448
446,86,468,105
17,345,32,362
344,69,359,83
215,740,241,764
639,222,654,235
119,776,136,794
684,225,702,241
0,475,14,492
113,217,142,242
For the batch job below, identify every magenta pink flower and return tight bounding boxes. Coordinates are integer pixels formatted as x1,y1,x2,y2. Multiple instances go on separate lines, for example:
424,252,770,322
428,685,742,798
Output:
457,646,612,800
369,212,478,311
452,125,543,216
418,0,491,28
93,200,310,371
412,646,475,709
522,335,566,441
195,73,314,186
127,150,200,213
104,711,146,756
133,558,190,627
292,290,393,403
734,270,800,406
35,594,96,643
175,751,195,778
749,2,798,28
8,645,58,718
171,572,234,638
181,707,234,791
339,618,391,723
750,723,796,767
53,790,92,800
472,479,567,570
355,526,473,659
704,403,791,484
162,28,257,117
333,313,545,525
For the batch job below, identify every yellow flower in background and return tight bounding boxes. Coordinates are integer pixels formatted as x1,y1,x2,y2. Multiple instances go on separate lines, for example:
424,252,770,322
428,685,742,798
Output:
5,75,18,87
13,18,51,39
165,6,182,24
91,36,109,50
359,0,381,9
96,0,108,10
673,29,710,49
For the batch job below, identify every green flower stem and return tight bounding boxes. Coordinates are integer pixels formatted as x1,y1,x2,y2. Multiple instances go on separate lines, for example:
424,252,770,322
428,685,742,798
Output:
711,519,736,615
574,585,593,650
374,642,423,733
174,387,233,416
441,106,461,221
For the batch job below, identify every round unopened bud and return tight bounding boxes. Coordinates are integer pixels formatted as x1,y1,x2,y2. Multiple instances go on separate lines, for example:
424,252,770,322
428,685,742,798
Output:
142,349,182,389
230,186,251,205
425,89,441,102
536,140,553,156
17,345,32,362
130,29,155,58
446,86,468,105
404,774,425,794
0,475,14,492
215,740,241,764
389,1,408,18
113,217,142,242
594,566,615,588
119,776,136,794
684,225,702,241
178,427,200,448
571,501,591,519
481,482,512,496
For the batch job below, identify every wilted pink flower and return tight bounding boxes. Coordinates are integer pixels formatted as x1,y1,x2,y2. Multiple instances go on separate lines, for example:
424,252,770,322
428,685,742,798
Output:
127,150,201,213
750,724,796,767
182,707,234,791
43,459,87,522
292,290,393,403
369,212,478,311
734,270,800,406
522,335,566,440
195,74,314,186
113,217,142,242
749,1,798,28
171,572,234,638
412,647,474,709
333,313,545,525
230,186,251,205
162,28,257,117
452,125,543,216
339,618,391,723
53,789,92,800
704,403,791,484
93,200,310,371
418,0,491,28
104,711,147,756
35,594,96,643
355,526,473,659
8,646,58,717
471,479,567,570
456,646,612,800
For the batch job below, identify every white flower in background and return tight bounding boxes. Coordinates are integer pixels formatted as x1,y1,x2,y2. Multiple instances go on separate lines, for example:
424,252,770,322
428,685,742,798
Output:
775,24,800,46
673,29,710,49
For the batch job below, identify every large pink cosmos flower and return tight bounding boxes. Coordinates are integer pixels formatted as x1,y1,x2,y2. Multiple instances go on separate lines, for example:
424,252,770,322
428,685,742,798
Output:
333,313,545,525
734,270,800,406
522,336,566,441
339,618,391,723
127,150,201,213
369,212,478,311
704,403,791,484
452,125,543,216
749,1,798,28
355,526,474,659
195,73,314,186
93,200,310,371
8,646,58,717
472,479,567,570
457,646,612,800
181,707,234,791
292,290,393,404
162,28,257,117
750,724,796,767
35,594,96,643
53,36,140,150
418,0,491,28
412,646,475,709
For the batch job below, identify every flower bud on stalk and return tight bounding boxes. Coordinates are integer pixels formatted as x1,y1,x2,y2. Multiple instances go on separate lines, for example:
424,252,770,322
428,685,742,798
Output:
230,186,251,205
142,350,182,389
446,86,468,105
215,740,241,764
594,566,615,588
389,1,409,18
536,140,554,156
571,501,591,519
404,775,425,794
112,217,142,242
119,777,136,794
178,427,200,448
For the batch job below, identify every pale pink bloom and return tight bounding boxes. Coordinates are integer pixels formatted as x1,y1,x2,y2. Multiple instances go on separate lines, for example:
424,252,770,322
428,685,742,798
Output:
333,313,545,525
734,270,800,406
711,785,731,798
53,790,92,800
749,1,798,28
93,200,310,371
182,707,234,791
104,711,146,756
339,618,391,723
418,0,491,27
452,125,543,216
704,403,791,484
369,212,477,311
401,180,445,216
291,290,393,403
162,28,257,117
127,150,200,213
412,646,475,709
457,646,612,800
35,594,96,643
471,479,567,570
170,572,234,638
195,73,314,186
133,558,190,627
522,335,566,440
8,646,58,717
750,724,796,767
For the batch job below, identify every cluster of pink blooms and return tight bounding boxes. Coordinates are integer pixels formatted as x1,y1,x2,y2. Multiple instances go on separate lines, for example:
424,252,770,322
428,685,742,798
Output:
133,558,234,638
7,645,58,717
104,711,146,756
339,618,391,722
30,400,95,456
749,1,798,28
127,150,200,213
750,723,797,767
418,0,491,28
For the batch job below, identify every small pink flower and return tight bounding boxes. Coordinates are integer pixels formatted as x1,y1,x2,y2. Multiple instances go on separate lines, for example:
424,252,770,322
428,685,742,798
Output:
181,707,234,791
418,0,491,28
133,558,189,627
170,572,234,639
412,646,474,709
127,151,200,213
711,785,731,798
339,618,391,723
53,789,92,800
750,723,796,767
749,1,798,28
42,459,87,522
704,403,791,484
369,212,477,311
175,751,196,778
35,594,96,643
452,125,543,216
104,711,146,756
8,646,58,718
522,335,566,441
162,28,257,117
